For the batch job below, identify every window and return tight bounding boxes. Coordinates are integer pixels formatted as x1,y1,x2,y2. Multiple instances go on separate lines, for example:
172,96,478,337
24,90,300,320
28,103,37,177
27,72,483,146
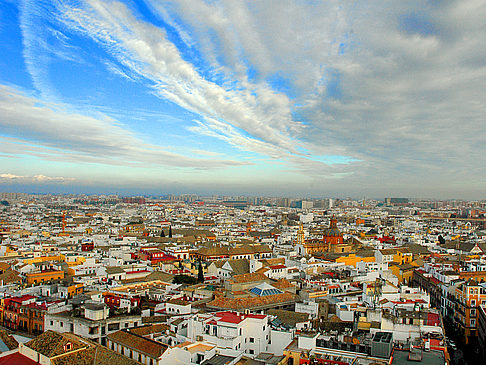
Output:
472,300,477,306
471,309,476,316
60,322,63,327
249,338,254,343
471,319,476,326
108,323,120,331
50,321,53,326
249,349,254,354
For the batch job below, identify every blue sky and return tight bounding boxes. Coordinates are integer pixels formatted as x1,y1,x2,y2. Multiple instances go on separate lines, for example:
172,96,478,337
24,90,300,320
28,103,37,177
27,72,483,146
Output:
1,0,486,198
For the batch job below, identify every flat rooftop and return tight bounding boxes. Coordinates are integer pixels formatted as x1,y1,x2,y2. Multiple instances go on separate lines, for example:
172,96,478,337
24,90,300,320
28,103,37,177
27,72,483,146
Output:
391,349,446,365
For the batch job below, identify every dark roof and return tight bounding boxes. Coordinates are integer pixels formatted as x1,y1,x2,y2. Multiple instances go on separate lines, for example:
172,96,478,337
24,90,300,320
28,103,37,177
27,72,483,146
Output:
51,336,140,365
130,323,169,336
142,271,174,283
227,259,250,275
105,267,125,275
107,330,168,358
25,331,85,358
201,354,236,365
0,330,18,351
406,244,431,255
25,331,138,364
267,309,309,327
196,245,272,257
391,349,445,365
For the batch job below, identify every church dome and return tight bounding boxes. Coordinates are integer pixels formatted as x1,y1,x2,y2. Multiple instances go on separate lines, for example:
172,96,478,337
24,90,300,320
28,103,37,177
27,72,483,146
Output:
324,217,341,237
325,227,341,237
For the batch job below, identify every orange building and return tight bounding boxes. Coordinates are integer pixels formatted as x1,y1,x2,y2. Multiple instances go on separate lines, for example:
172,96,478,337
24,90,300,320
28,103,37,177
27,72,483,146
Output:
18,301,48,335
323,217,344,249
66,283,84,298
454,279,486,344
26,270,64,285
300,217,345,255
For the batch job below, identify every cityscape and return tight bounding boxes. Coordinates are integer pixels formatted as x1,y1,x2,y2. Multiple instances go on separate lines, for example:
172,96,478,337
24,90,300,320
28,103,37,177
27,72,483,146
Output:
1,1,486,365
0,193,484,364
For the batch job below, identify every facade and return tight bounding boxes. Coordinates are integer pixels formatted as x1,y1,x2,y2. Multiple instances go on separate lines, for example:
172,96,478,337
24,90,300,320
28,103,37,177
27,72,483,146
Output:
453,279,486,344
478,305,486,362
26,270,65,285
44,303,142,345
3,295,36,331
187,311,270,358
108,329,168,365
299,217,344,255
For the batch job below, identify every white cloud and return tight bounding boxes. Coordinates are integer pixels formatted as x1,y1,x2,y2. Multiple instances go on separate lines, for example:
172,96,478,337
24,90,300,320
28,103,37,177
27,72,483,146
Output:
14,0,486,196
0,85,250,169
151,0,486,194
57,0,306,155
0,173,75,184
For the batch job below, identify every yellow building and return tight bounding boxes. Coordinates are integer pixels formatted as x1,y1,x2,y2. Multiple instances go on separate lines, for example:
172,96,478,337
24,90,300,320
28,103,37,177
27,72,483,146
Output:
1,245,18,257
61,254,86,267
389,263,416,285
23,254,85,267
393,248,413,265
336,253,375,267
23,255,64,265
67,283,84,298
26,270,65,285
455,279,486,344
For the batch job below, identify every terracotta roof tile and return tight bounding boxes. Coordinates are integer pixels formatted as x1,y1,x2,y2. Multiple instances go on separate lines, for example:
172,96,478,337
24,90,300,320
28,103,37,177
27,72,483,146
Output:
107,330,167,358
230,272,268,284
207,292,297,310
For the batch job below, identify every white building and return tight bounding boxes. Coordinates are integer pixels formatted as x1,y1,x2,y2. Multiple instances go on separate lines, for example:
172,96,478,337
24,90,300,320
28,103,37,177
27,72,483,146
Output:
187,311,270,358
45,302,142,345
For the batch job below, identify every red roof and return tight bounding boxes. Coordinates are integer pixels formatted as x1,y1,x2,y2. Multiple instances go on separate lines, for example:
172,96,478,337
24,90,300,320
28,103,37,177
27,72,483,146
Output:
430,277,441,285
10,295,35,303
270,265,286,270
427,312,440,326
215,311,266,324
24,302,48,310
0,352,39,365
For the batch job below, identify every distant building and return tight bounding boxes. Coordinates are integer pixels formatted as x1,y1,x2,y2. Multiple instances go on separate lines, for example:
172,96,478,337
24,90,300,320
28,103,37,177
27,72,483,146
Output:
385,197,409,205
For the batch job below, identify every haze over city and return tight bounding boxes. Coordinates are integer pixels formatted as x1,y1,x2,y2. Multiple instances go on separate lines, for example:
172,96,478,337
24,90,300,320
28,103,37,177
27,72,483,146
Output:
1,0,486,198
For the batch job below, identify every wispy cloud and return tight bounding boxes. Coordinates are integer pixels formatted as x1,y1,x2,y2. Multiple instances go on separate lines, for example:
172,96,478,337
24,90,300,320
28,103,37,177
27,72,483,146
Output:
0,85,250,169
11,0,486,196
57,1,307,155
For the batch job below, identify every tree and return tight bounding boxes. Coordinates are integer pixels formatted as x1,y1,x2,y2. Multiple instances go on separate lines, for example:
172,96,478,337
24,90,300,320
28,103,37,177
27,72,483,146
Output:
438,235,446,245
198,261,204,283
172,274,198,285
160,229,165,238
169,225,173,238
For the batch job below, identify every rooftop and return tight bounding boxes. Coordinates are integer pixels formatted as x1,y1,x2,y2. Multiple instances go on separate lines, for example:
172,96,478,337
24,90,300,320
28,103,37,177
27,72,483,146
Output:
390,349,446,365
